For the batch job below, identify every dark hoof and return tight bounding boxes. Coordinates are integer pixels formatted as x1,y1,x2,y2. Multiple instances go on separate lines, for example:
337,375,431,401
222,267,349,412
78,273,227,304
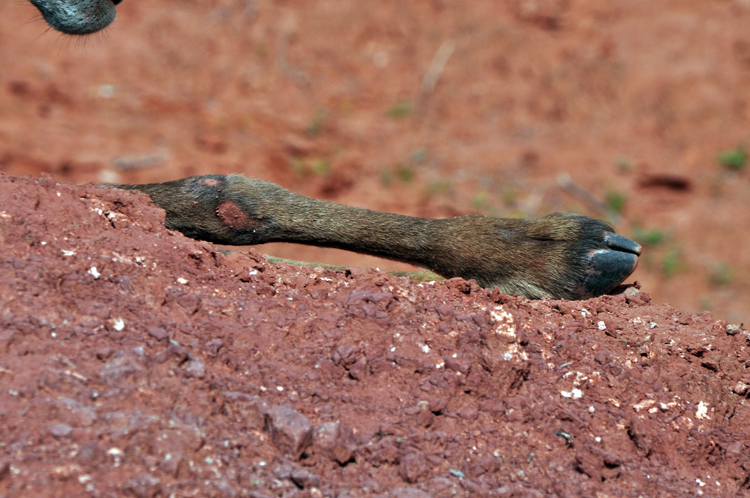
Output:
604,233,642,256
583,235,642,297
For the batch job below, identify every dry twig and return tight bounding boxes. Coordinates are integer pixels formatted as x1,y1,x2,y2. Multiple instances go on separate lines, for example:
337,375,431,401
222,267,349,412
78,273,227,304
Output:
557,173,623,225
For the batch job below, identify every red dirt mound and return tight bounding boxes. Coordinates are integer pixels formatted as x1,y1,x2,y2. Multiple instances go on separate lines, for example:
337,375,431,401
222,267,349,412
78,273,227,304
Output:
1,174,749,497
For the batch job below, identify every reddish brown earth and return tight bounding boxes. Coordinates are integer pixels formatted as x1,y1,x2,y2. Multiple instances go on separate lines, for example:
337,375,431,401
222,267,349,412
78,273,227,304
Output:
2,1,750,496
1,0,749,323
2,174,750,497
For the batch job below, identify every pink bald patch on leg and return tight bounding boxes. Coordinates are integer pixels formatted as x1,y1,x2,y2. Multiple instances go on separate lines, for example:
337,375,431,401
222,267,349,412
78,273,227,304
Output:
216,201,260,230
198,178,223,187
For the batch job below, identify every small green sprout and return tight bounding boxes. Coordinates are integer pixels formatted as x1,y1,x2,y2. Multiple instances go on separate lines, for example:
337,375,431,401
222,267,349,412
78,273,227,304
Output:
717,146,747,171
605,190,627,214
709,261,733,286
662,249,686,277
386,101,412,120
395,164,415,183
632,227,667,247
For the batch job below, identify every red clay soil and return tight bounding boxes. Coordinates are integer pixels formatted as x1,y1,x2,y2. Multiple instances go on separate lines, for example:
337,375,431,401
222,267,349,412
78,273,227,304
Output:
3,1,750,496
2,0,750,324
2,174,750,497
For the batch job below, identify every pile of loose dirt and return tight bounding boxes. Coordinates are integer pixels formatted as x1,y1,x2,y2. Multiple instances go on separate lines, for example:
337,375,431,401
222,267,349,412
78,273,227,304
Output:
0,174,748,497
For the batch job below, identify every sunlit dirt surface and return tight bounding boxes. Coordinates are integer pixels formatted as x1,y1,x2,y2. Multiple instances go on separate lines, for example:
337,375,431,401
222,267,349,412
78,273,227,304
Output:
1,0,749,323
1,174,749,496
2,1,750,495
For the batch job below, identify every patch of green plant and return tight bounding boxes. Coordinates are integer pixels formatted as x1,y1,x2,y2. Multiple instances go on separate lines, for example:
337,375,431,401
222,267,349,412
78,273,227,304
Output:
709,261,734,286
386,101,412,120
306,108,327,136
472,191,489,211
381,163,416,186
395,164,415,183
289,157,331,177
311,158,331,176
605,190,627,214
632,226,668,247
424,179,454,199
717,145,747,171
662,249,686,277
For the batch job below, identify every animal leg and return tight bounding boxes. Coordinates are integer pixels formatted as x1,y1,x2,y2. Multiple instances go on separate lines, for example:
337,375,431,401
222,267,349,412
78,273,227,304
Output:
114,174,641,300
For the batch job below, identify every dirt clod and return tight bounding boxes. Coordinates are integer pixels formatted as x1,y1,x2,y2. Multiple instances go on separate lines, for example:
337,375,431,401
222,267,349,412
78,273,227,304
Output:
264,405,314,460
314,421,357,464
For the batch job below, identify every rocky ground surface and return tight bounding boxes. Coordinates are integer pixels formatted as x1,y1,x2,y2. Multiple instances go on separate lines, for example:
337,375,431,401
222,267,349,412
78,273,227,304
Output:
1,175,749,497
2,1,750,496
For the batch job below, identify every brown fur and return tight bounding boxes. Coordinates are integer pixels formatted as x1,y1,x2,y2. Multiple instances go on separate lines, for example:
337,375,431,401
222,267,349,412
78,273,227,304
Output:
116,174,641,300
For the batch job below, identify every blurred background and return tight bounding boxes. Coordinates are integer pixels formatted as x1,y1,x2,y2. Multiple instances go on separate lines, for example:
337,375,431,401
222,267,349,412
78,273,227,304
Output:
1,0,748,323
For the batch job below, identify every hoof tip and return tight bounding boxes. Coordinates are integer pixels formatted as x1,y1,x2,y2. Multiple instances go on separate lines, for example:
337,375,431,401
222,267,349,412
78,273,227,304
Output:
583,246,640,297
604,233,642,256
